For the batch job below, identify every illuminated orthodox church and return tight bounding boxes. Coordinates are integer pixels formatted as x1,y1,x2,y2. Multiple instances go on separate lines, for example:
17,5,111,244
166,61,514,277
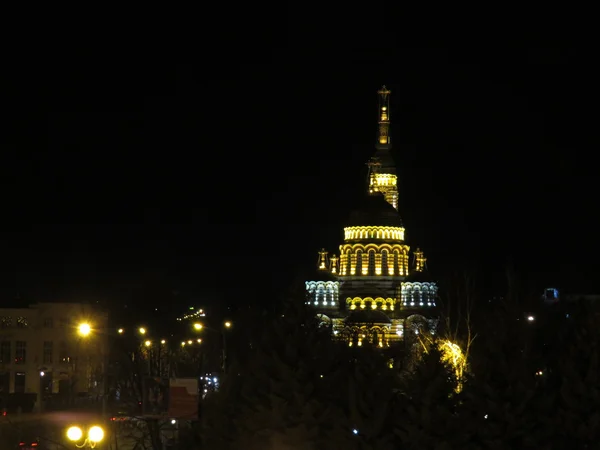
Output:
306,86,439,348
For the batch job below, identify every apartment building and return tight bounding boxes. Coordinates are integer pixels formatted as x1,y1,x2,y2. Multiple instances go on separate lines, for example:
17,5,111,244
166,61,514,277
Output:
0,303,108,397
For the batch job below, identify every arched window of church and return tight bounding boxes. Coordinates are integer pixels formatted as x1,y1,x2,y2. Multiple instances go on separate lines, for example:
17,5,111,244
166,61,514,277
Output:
412,288,419,304
319,284,327,304
368,250,375,275
393,249,400,275
372,329,378,345
356,250,363,275
381,249,389,275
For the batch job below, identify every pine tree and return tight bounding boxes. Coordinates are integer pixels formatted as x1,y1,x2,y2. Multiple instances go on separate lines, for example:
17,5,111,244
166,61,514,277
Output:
540,300,600,448
392,344,462,450
455,302,546,448
202,297,357,450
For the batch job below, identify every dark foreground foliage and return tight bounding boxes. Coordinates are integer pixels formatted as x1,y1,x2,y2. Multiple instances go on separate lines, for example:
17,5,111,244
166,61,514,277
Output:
197,299,600,450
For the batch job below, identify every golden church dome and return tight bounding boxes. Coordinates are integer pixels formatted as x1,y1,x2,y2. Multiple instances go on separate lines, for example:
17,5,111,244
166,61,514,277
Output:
346,193,403,228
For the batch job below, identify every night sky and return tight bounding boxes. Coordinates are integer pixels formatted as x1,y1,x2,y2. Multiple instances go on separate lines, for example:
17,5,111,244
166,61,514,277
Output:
3,48,597,312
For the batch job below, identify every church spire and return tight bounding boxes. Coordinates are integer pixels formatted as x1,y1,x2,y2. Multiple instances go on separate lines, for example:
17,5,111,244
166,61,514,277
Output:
367,85,399,210
377,85,391,146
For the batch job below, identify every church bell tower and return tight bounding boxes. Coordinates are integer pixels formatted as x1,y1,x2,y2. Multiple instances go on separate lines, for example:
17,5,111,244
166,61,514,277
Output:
367,86,398,210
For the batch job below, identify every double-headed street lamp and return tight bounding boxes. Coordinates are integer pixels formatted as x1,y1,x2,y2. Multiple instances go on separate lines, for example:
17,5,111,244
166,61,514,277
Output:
66,425,104,448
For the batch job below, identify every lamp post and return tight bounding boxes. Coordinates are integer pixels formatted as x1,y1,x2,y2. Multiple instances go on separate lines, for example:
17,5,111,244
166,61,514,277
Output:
77,323,108,418
66,425,104,448
192,321,232,373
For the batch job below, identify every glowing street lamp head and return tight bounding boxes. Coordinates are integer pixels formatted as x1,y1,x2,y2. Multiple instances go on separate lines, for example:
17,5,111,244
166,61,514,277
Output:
193,323,203,330
78,323,91,337
88,425,104,442
139,327,146,335
224,321,232,328
118,328,124,334
144,340,151,347
66,426,83,441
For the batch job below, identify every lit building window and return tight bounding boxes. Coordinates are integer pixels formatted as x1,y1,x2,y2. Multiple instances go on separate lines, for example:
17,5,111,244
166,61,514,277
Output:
15,341,26,364
381,250,388,275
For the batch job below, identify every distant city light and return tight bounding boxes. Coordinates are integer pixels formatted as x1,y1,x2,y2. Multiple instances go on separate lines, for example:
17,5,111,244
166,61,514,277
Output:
527,316,535,322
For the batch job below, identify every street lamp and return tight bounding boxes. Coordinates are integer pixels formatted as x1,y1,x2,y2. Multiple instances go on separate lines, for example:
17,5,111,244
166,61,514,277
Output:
66,425,104,448
78,323,92,337
76,322,109,419
139,327,147,335
192,321,232,372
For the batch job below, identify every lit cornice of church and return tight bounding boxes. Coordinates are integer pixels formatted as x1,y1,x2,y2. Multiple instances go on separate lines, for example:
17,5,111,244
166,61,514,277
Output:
305,86,439,350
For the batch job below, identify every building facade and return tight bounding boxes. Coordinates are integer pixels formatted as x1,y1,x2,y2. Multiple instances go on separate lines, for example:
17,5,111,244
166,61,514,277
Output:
0,303,108,400
306,86,439,348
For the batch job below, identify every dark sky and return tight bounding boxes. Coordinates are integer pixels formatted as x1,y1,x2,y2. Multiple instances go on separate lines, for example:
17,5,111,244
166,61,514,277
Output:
3,48,597,311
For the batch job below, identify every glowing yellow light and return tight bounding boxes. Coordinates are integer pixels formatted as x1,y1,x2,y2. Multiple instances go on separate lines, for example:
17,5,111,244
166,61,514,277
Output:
187,340,192,345
343,226,404,241
66,426,83,441
161,339,166,344
181,341,185,346
197,338,202,343
139,327,146,335
193,323,203,330
78,323,91,336
224,321,231,328
144,340,151,347
438,340,467,393
118,328,124,334
88,425,104,442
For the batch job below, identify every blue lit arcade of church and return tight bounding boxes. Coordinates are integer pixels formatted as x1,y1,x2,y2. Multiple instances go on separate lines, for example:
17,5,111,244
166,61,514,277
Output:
306,86,439,347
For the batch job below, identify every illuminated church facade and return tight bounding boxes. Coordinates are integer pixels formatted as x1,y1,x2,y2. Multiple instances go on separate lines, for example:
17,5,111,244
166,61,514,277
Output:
306,86,439,348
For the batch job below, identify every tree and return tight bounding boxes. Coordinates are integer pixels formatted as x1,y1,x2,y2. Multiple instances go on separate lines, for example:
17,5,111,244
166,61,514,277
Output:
202,297,358,450
392,345,467,450
540,300,600,447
